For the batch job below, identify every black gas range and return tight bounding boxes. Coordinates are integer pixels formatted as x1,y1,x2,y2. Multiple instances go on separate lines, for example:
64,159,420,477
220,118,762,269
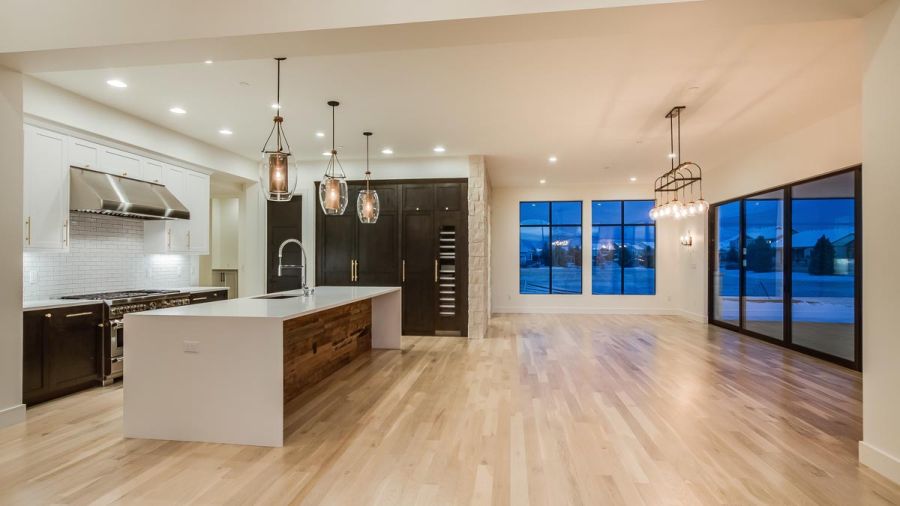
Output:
60,289,191,384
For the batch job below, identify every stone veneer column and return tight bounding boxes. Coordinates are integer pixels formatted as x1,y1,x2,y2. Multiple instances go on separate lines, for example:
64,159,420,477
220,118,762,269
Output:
467,156,491,339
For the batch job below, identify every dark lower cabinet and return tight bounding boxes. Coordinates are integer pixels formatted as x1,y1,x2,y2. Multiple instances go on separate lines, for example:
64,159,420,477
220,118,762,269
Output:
190,289,229,304
23,304,103,406
316,179,468,336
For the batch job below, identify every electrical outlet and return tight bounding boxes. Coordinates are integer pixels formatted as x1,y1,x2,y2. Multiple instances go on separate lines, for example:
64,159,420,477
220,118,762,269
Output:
183,340,199,353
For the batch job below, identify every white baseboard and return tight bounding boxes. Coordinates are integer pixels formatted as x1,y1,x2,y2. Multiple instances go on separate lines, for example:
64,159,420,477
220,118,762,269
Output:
676,309,708,323
860,441,900,485
492,306,679,316
0,403,25,428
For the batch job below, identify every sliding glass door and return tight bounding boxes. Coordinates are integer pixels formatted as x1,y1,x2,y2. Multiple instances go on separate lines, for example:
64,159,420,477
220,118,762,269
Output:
743,190,785,340
790,172,857,361
708,167,861,369
712,201,740,326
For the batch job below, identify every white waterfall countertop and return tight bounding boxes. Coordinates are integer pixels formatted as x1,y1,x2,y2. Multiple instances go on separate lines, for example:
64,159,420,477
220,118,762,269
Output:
136,286,401,320
124,285,403,446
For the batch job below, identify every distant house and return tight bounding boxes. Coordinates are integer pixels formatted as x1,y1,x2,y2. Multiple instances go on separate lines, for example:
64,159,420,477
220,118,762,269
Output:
791,228,854,265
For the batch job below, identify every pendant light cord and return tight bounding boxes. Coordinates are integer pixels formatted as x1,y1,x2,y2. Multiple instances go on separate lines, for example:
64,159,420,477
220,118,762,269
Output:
261,58,291,155
365,134,371,191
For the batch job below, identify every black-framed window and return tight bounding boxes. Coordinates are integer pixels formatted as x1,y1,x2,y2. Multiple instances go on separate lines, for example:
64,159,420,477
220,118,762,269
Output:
591,200,656,295
519,201,582,294
708,166,862,370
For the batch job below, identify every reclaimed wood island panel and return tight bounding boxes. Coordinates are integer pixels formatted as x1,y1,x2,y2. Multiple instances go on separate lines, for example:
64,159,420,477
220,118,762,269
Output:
124,286,401,447
283,299,371,405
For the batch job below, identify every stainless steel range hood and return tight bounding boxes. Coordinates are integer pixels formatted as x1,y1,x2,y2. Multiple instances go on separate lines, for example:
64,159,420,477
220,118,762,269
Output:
69,166,190,220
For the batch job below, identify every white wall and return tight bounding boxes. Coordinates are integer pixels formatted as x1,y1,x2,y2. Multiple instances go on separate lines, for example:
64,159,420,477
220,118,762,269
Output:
491,183,679,315
0,66,24,427
860,0,900,485
703,105,862,204
211,198,240,270
23,77,256,180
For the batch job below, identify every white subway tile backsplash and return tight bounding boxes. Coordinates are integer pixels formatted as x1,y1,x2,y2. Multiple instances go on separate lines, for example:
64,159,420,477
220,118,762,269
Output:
23,212,198,300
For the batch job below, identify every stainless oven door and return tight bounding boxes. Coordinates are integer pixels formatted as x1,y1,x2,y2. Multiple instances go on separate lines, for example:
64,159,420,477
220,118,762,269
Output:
109,319,124,377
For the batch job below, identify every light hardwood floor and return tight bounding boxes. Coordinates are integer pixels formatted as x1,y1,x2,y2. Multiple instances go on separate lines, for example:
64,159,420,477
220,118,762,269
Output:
1,314,898,505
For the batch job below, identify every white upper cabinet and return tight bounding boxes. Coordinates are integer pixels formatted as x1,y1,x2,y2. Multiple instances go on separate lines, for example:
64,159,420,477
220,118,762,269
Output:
67,137,100,171
145,164,210,255
184,170,210,254
24,126,70,251
141,158,164,184
100,147,141,178
25,125,212,256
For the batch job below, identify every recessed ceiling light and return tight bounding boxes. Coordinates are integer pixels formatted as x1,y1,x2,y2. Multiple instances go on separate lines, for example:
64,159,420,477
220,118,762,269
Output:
668,153,677,159
322,151,331,156
169,107,187,114
271,103,281,110
204,60,214,64
548,156,558,163
315,131,325,138
219,129,233,135
539,179,547,184
629,177,637,182
106,79,127,88
433,146,446,153
381,148,393,155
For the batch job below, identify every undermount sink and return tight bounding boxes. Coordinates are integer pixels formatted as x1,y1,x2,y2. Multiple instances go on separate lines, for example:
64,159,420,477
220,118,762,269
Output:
252,294,300,300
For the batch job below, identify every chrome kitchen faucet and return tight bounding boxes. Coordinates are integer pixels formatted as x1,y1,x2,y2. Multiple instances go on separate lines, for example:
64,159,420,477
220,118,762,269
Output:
277,238,313,295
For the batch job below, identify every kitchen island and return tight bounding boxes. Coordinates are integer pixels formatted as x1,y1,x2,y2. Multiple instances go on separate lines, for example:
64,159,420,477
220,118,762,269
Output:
123,286,401,447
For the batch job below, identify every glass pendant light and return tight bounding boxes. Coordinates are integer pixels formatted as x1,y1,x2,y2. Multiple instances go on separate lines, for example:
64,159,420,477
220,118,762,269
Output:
259,57,298,201
357,131,380,224
319,100,349,215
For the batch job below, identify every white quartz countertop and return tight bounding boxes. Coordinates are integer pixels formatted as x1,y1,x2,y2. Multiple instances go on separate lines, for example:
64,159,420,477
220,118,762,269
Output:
170,286,229,294
130,286,400,320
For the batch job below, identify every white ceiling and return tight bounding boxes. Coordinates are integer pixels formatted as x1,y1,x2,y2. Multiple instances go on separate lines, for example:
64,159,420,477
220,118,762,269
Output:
26,0,869,187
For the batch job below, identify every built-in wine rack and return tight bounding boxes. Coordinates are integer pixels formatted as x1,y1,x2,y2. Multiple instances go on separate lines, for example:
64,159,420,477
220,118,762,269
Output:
438,226,457,317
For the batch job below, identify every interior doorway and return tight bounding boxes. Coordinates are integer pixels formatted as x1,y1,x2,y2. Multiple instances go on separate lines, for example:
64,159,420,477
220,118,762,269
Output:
267,196,303,293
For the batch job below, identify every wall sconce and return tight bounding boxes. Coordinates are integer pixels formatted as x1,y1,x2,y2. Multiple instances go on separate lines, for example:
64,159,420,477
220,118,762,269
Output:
680,232,693,247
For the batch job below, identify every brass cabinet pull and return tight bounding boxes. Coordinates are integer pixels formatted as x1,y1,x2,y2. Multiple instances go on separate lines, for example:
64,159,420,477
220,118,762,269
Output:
63,219,69,246
193,296,207,302
434,259,438,283
65,311,94,318
167,228,172,249
44,313,52,319
187,230,191,249
25,217,31,245
97,323,105,328
402,260,406,282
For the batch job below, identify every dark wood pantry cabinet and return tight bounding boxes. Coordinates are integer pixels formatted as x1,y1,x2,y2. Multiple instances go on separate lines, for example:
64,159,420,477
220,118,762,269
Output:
23,303,103,405
315,179,467,336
